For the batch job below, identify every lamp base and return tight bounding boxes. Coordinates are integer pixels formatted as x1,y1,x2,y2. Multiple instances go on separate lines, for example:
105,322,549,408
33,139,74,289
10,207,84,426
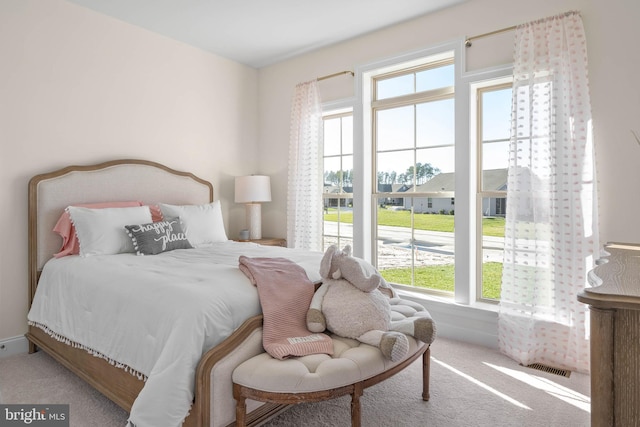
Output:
245,203,262,240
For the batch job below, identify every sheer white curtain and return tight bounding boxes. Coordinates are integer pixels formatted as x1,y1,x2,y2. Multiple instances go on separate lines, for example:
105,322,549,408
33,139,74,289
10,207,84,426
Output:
498,11,599,373
286,80,323,251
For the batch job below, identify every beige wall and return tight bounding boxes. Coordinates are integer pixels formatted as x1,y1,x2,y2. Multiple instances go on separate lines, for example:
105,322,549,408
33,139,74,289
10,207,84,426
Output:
2,0,639,345
257,0,640,250
0,0,259,340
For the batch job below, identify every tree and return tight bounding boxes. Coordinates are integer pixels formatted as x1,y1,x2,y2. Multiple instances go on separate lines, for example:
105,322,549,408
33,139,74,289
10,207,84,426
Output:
405,162,441,184
341,169,353,186
325,169,354,188
376,162,440,185
324,171,337,185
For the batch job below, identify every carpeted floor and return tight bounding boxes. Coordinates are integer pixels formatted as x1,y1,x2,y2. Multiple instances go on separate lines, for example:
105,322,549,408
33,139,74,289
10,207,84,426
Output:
0,337,590,426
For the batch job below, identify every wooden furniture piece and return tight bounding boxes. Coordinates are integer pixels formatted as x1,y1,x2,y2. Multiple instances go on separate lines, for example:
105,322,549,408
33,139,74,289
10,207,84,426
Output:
26,159,291,427
233,339,429,427
235,238,286,247
577,242,640,427
232,298,435,427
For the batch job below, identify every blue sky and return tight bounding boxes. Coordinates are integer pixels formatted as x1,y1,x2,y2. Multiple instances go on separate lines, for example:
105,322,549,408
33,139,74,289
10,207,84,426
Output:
324,66,512,180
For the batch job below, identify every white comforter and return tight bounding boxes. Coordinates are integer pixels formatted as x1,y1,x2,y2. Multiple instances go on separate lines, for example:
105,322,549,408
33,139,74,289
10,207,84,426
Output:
27,241,323,427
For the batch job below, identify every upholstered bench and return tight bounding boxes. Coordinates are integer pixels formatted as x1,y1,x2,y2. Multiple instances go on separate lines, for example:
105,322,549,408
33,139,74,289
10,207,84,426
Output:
232,299,435,427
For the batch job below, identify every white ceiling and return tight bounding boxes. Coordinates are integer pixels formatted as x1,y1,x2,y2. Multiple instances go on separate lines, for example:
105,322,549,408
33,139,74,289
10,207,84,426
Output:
67,0,468,68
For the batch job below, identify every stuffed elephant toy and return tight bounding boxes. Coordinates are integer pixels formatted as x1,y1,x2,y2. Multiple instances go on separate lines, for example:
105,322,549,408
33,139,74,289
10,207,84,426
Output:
307,245,433,362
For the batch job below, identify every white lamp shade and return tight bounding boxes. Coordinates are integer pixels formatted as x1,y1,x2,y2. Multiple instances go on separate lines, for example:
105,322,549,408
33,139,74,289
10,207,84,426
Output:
234,175,272,203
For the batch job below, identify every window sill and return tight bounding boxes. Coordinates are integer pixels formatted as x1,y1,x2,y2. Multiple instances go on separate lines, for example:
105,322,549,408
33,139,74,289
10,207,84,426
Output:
395,286,499,312
394,287,499,349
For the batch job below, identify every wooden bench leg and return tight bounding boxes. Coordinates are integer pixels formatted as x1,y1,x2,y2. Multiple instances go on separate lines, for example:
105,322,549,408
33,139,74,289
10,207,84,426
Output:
422,346,431,401
351,383,363,427
234,384,247,427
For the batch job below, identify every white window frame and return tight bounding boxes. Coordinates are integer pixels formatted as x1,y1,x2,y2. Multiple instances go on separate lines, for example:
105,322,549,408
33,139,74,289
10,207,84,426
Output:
356,41,473,302
474,78,513,303
370,56,456,291
321,99,355,251
351,40,514,309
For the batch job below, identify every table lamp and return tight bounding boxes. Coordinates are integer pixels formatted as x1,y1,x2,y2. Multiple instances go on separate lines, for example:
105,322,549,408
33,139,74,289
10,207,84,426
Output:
234,175,271,240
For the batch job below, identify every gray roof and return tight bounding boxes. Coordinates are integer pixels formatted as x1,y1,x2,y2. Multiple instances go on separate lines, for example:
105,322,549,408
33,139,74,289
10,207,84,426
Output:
415,168,507,192
482,169,508,191
392,184,412,192
323,185,353,194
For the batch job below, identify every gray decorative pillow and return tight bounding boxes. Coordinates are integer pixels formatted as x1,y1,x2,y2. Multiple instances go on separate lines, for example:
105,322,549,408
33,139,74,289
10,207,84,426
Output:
125,217,192,255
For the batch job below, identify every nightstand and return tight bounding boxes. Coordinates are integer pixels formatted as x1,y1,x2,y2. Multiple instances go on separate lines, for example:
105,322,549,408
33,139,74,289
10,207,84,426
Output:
236,237,286,247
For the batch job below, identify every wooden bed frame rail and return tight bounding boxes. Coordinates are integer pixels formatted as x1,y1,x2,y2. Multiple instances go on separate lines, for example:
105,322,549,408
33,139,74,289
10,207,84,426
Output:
28,315,288,427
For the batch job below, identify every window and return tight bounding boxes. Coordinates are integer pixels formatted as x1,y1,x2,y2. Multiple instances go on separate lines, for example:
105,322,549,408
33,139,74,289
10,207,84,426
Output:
476,81,512,301
372,54,456,294
322,109,353,250
355,42,513,305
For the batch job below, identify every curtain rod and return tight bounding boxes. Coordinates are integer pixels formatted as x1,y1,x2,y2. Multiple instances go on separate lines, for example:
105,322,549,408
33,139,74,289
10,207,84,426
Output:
317,70,354,82
465,11,579,47
465,25,516,47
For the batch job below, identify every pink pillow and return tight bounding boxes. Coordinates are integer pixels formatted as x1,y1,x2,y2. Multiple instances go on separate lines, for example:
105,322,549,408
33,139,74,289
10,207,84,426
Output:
53,201,144,258
148,204,163,223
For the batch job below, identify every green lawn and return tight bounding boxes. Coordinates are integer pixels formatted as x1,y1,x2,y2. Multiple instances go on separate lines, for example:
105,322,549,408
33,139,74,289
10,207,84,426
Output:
380,262,503,300
324,208,505,237
324,207,505,300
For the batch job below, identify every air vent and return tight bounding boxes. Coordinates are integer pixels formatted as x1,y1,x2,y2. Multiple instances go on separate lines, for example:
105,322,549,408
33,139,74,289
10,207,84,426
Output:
524,363,571,378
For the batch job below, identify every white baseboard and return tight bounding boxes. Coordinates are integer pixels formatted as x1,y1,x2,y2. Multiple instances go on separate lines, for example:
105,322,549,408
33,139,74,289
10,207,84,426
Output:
0,335,29,358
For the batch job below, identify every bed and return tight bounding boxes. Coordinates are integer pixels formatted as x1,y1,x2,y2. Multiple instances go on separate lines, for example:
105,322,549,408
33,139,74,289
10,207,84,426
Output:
26,159,320,427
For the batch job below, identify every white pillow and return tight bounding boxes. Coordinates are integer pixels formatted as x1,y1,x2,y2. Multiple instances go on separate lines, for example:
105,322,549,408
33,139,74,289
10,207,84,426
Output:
67,206,152,257
159,201,228,247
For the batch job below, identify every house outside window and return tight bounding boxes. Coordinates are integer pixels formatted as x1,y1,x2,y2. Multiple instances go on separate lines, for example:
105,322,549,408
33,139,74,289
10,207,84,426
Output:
371,53,456,294
322,108,353,250
476,81,511,301
354,40,513,305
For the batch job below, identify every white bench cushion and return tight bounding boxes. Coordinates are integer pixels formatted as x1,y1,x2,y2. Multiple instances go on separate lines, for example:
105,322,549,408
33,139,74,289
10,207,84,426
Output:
232,334,425,394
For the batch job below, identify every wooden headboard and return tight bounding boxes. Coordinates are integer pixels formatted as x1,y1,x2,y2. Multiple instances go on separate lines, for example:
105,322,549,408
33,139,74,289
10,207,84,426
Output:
28,159,213,306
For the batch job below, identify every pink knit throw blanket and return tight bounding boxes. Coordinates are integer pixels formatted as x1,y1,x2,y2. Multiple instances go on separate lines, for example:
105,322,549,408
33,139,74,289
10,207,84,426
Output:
239,256,333,360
